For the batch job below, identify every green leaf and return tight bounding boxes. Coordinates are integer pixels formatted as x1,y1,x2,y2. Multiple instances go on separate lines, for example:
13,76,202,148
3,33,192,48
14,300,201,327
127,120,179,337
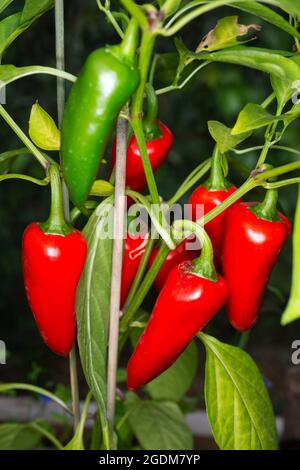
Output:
197,16,261,52
146,341,198,402
201,46,300,81
126,398,193,450
0,1,14,15
231,103,281,134
0,0,53,55
199,332,278,450
0,148,29,174
271,56,300,109
21,0,53,24
76,197,114,437
90,179,114,197
268,0,300,18
29,103,60,151
0,423,42,450
233,1,300,39
208,120,251,153
0,13,22,54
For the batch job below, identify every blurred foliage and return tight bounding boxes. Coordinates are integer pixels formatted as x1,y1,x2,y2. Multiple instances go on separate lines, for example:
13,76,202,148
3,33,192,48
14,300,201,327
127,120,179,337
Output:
0,1,299,384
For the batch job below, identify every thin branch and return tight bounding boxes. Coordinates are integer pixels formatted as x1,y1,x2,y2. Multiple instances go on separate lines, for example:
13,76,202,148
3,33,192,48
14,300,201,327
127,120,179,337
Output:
107,115,128,433
55,0,80,432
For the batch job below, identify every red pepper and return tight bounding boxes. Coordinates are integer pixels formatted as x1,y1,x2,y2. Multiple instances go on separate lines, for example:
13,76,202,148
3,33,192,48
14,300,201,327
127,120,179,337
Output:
120,230,147,308
127,223,229,390
148,236,200,291
222,189,291,331
22,166,87,356
189,146,240,258
110,85,173,193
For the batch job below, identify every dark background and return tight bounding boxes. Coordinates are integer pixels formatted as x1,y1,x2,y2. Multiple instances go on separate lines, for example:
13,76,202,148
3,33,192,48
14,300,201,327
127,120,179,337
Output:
0,0,299,439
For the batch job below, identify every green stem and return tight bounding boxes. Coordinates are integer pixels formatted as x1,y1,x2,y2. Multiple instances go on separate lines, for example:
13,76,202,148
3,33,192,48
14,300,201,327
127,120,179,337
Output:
119,18,139,63
237,331,250,349
173,220,217,281
144,83,158,125
263,177,300,189
96,0,124,38
143,84,161,140
261,92,276,109
168,159,211,205
28,422,64,450
41,165,72,235
159,0,242,36
255,160,300,181
0,383,72,415
131,31,161,206
165,1,205,29
205,145,229,190
123,237,155,312
69,348,80,431
70,201,98,225
120,0,148,29
120,243,170,335
201,178,257,225
0,105,49,170
127,189,176,249
156,61,209,95
0,174,49,185
251,188,279,221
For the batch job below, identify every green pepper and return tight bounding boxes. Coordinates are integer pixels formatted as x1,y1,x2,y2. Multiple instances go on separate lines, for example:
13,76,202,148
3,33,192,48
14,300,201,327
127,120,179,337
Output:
61,19,140,208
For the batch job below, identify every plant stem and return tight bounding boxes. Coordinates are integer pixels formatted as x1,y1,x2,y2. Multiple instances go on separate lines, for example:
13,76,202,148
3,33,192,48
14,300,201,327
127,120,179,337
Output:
0,174,49,185
107,115,128,435
96,0,124,38
29,422,64,450
55,0,65,127
41,165,72,235
263,177,300,189
120,0,148,29
69,348,80,430
168,159,211,205
131,32,161,206
0,383,72,414
0,105,48,169
123,237,155,313
156,62,209,95
238,331,250,349
159,0,243,36
120,243,170,335
173,220,217,281
55,0,80,432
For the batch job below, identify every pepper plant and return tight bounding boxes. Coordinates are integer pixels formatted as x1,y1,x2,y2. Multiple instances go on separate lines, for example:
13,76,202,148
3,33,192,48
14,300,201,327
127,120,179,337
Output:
1,0,300,452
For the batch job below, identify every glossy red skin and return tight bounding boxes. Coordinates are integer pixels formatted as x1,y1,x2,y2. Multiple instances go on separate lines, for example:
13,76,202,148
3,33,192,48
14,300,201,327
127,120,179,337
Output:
127,260,229,390
148,236,201,291
189,185,239,257
120,232,147,308
222,202,291,331
22,223,87,356
111,121,173,192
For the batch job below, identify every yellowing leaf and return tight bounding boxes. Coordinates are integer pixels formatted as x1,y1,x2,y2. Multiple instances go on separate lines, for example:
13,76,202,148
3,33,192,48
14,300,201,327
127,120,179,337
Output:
90,180,114,197
197,16,261,52
29,102,60,151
